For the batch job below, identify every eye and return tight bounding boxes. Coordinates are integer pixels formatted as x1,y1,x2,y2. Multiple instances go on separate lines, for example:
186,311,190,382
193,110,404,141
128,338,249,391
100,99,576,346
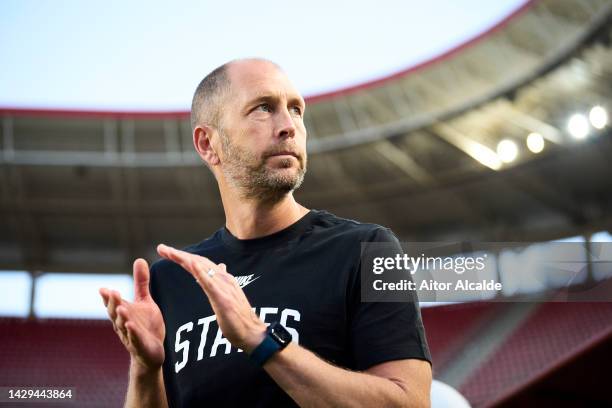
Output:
290,105,303,116
255,103,272,112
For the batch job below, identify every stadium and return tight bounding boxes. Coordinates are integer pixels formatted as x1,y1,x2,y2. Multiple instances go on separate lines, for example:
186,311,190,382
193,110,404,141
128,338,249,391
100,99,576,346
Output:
1,0,612,406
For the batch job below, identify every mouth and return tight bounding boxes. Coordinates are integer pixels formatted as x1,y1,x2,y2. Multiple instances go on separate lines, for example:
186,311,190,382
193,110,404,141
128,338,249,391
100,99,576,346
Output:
269,151,298,159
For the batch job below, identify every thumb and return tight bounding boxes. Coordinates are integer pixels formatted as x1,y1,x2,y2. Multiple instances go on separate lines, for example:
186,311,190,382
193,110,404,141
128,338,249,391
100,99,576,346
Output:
133,258,151,301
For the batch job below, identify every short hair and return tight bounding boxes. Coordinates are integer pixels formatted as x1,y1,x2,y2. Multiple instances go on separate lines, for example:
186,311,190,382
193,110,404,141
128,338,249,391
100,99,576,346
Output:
191,58,283,132
190,62,232,131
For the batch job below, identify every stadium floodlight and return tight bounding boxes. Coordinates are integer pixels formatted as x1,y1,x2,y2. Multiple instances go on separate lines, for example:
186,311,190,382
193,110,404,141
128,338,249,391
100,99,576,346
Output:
589,105,608,130
496,139,518,163
526,132,544,153
567,113,589,139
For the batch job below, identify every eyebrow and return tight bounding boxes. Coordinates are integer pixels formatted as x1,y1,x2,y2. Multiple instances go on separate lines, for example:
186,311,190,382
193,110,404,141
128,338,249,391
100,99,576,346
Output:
244,93,306,112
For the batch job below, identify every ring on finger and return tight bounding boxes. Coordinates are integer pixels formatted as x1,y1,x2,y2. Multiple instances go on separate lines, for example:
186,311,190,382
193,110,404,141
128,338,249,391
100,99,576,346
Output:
207,268,216,278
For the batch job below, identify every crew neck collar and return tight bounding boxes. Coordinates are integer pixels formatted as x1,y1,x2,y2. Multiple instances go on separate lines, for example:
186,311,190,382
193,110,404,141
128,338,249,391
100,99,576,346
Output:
219,209,318,252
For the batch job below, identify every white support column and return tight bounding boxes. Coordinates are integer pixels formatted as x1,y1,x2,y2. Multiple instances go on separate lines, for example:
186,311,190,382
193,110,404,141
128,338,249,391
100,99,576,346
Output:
163,119,182,163
104,119,119,163
28,270,39,320
121,120,136,166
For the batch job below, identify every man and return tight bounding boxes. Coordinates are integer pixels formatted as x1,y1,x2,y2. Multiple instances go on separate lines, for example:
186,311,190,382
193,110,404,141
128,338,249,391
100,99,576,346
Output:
100,58,432,407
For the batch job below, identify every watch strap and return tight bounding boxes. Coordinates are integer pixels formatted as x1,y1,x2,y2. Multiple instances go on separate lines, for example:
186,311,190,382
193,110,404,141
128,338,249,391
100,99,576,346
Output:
249,322,291,366
249,333,282,366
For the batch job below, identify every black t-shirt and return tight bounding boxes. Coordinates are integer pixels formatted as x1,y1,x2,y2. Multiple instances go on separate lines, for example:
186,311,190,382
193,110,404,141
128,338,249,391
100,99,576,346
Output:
149,209,431,407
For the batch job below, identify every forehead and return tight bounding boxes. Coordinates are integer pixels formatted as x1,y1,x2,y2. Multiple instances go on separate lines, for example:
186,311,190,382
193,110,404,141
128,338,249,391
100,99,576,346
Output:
227,61,303,105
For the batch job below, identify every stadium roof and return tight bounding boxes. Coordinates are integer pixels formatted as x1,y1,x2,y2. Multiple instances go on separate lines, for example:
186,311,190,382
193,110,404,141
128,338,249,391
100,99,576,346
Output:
2,0,612,274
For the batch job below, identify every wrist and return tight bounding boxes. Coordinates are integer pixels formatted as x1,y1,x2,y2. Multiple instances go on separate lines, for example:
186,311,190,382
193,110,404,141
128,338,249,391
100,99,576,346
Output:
130,358,162,380
248,322,293,366
242,322,267,354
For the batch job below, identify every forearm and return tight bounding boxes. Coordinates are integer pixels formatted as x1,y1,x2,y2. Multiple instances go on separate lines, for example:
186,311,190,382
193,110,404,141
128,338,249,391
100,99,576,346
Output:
124,361,169,408
263,343,425,408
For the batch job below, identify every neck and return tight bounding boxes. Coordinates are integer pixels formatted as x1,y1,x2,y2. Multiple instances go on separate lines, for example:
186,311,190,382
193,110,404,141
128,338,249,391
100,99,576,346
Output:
220,185,309,240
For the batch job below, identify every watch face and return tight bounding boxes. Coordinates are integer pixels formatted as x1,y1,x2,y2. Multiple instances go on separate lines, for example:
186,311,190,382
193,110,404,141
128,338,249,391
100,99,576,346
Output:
269,323,292,345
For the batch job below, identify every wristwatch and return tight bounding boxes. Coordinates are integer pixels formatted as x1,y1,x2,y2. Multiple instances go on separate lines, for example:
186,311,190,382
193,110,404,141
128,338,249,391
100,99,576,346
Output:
249,322,292,366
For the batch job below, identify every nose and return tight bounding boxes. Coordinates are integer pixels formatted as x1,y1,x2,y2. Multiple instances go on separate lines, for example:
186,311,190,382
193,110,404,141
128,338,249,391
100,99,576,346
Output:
276,107,296,139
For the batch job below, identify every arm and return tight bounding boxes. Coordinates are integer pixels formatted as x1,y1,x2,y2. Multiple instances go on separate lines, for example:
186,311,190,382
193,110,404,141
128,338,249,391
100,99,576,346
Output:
157,244,432,408
100,259,169,408
124,361,168,408
265,343,432,408
125,360,168,408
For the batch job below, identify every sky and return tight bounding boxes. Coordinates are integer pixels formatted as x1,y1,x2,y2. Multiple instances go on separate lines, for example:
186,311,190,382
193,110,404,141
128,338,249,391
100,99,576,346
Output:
0,0,528,111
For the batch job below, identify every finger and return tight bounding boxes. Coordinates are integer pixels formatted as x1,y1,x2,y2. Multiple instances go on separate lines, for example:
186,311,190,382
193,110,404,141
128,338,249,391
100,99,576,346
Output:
216,269,237,287
115,304,134,344
133,258,150,301
157,244,197,272
99,288,110,307
159,245,221,289
195,264,221,294
210,264,238,289
216,264,236,283
108,290,127,321
207,263,241,293
107,290,119,321
156,243,184,263
157,244,226,300
157,244,191,273
210,266,250,304
116,305,128,334
215,264,232,281
157,244,215,275
106,292,122,337
194,264,237,311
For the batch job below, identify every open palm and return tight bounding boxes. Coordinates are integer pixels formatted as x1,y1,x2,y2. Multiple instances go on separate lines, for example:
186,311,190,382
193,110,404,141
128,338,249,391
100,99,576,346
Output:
100,259,165,371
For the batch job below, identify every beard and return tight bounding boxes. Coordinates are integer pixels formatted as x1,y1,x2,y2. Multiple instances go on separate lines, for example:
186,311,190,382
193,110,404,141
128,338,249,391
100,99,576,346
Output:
219,129,307,202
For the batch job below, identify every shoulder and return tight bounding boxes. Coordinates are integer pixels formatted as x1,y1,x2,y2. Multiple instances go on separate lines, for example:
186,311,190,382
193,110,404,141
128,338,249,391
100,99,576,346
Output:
310,209,399,243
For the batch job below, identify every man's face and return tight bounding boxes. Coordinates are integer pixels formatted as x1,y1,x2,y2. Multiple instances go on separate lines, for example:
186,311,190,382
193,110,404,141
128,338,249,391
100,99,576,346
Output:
215,61,307,199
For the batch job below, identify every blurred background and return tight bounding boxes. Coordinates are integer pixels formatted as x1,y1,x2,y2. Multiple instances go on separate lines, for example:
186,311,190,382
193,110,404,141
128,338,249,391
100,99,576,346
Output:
1,0,612,406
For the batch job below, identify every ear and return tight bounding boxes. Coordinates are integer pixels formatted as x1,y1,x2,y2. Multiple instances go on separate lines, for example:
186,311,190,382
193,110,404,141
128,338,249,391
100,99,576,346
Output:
193,125,221,166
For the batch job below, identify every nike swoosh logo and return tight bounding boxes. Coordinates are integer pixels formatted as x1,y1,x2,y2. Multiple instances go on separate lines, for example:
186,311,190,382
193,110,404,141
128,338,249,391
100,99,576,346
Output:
234,274,261,289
